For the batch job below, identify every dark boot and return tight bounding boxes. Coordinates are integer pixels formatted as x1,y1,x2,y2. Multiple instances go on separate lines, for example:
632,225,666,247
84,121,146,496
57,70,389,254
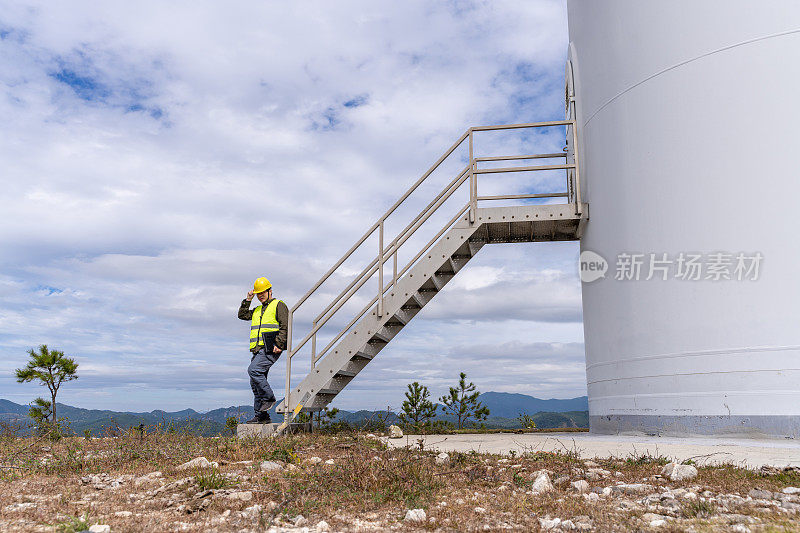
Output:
245,411,271,424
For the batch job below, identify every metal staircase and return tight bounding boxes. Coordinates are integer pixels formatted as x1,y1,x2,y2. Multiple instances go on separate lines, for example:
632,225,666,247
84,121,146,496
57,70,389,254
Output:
276,85,587,430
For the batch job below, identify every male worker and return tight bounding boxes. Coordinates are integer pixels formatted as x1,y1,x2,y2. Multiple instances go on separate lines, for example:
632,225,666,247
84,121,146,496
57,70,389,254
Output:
237,277,289,424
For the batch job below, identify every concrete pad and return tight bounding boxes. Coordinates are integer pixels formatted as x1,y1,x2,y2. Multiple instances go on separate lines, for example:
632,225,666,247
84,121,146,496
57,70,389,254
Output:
237,422,311,438
385,433,800,469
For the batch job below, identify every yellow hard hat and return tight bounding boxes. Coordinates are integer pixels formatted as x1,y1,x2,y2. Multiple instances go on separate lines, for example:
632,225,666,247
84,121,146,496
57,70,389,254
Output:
253,277,272,294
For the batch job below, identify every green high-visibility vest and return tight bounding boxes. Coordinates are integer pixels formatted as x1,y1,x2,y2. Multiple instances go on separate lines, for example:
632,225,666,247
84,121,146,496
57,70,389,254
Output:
249,299,282,350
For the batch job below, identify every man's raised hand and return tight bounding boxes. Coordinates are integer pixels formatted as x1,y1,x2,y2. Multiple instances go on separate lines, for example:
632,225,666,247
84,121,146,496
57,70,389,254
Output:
246,290,254,301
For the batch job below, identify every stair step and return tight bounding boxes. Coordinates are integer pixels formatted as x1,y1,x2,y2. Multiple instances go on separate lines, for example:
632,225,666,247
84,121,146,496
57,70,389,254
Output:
371,325,401,344
432,272,454,288
353,343,381,360
468,241,485,256
414,290,435,305
339,360,367,375
404,292,425,308
450,255,470,272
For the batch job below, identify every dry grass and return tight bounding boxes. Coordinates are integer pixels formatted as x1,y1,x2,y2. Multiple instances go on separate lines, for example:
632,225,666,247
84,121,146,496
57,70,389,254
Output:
0,430,798,532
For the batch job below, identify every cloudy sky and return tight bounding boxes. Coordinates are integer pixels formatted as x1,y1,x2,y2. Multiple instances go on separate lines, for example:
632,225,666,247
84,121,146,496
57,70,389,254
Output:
0,1,585,413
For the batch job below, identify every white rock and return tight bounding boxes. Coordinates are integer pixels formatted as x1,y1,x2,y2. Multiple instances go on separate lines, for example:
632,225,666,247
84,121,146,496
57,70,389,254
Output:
683,492,698,500
539,517,561,530
133,471,163,487
561,520,576,530
404,508,426,522
113,511,133,517
308,456,323,465
243,504,263,517
730,525,751,533
783,487,800,495
612,483,654,494
474,507,486,514
228,491,253,502
435,452,450,465
260,460,284,472
584,492,600,502
88,526,111,533
531,472,554,494
4,503,36,512
177,457,218,471
571,480,590,493
389,425,403,439
316,520,331,532
81,473,127,490
661,462,698,481
650,519,667,527
324,459,335,465
294,514,308,526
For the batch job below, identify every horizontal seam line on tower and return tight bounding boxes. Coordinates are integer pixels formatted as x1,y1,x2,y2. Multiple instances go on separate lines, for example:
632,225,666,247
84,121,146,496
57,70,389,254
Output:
586,345,800,371
587,368,800,385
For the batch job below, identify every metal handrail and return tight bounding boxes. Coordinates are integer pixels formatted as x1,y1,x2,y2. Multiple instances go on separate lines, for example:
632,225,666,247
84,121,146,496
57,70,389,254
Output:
474,153,565,162
283,115,583,420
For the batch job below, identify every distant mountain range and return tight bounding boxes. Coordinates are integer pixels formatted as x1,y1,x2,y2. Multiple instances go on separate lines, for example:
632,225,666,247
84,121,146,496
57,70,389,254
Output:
0,392,588,435
476,392,588,418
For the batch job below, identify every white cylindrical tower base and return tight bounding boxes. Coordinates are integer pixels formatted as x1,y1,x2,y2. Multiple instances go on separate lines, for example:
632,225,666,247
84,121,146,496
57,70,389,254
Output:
568,0,800,437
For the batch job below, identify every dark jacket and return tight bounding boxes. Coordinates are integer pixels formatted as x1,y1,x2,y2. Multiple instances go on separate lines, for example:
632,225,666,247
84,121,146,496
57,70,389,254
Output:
238,298,289,351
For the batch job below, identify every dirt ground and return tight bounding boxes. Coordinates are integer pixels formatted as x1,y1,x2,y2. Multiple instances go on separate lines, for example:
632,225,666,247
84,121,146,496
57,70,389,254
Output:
1,431,799,532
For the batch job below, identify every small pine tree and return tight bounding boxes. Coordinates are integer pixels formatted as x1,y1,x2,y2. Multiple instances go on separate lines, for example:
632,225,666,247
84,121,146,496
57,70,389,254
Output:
225,416,238,436
317,407,340,429
28,397,53,432
399,382,437,430
15,345,78,427
517,412,537,430
439,372,490,429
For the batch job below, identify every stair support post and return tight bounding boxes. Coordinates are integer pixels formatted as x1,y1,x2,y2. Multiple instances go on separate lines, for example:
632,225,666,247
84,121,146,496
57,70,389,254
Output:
284,308,293,425
571,119,583,216
311,320,316,368
377,219,384,317
469,129,476,224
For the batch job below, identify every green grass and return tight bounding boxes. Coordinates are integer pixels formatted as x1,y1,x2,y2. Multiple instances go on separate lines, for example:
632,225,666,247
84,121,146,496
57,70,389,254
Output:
194,468,230,490
624,448,670,466
53,513,91,533
682,499,715,518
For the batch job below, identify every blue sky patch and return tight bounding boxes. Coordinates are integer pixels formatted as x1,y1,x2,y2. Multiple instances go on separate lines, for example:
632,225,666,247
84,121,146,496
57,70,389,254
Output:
310,106,341,131
34,285,63,295
50,67,110,102
127,103,164,120
343,94,369,108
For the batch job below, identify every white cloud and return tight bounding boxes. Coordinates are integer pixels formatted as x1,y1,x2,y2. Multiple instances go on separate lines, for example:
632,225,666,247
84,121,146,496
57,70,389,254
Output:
0,1,582,412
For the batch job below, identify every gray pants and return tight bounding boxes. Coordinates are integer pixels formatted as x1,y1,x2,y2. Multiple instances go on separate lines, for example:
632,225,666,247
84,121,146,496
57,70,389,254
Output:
248,347,279,414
